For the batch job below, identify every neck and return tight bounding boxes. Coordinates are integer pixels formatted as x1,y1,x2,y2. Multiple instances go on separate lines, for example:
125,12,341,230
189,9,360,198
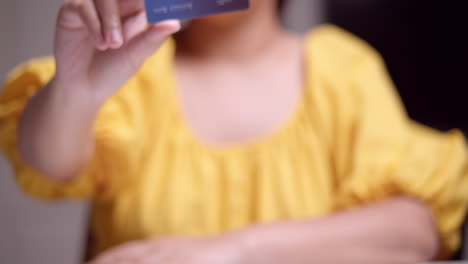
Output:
175,3,287,62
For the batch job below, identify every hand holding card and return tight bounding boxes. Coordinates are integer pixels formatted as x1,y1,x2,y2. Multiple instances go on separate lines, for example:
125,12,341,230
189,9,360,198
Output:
51,0,181,105
145,0,250,24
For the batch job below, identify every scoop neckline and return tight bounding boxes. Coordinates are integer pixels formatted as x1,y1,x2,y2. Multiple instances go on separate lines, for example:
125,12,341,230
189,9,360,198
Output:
165,28,319,155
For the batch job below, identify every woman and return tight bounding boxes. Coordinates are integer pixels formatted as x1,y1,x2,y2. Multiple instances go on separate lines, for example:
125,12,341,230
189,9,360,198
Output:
1,0,467,263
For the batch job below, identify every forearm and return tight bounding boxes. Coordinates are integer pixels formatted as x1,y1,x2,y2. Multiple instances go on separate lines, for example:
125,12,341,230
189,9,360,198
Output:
18,78,101,181
237,197,439,264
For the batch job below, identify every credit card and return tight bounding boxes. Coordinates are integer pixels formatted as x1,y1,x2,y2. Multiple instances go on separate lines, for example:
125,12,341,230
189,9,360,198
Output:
145,0,250,24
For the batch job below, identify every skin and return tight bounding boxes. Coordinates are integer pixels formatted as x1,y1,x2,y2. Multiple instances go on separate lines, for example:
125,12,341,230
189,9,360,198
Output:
18,0,439,263
89,197,438,264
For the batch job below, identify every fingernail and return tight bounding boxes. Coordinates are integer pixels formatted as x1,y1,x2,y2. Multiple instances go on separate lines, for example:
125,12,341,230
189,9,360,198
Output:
161,19,182,33
108,29,123,48
151,20,180,32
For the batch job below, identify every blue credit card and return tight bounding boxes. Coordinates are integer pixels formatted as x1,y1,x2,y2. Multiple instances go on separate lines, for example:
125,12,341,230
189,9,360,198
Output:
145,0,250,24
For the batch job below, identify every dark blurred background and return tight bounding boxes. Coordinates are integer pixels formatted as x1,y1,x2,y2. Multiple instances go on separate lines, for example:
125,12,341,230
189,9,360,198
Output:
0,0,466,263
325,0,467,134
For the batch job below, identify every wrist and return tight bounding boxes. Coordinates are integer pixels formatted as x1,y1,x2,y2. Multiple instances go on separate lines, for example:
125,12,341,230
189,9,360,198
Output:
48,76,103,115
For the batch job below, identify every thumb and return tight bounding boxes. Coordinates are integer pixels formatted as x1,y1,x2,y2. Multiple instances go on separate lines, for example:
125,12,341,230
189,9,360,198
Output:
124,20,181,68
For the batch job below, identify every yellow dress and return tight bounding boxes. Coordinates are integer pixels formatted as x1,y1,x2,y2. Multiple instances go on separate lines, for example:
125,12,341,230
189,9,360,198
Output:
1,25,468,259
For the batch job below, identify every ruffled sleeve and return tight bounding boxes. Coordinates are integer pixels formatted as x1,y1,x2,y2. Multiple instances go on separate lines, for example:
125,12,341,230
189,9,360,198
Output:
0,58,144,201
324,28,468,259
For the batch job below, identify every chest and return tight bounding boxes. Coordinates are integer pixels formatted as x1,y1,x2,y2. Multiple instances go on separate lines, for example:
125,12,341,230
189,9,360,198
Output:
102,135,335,242
174,60,304,146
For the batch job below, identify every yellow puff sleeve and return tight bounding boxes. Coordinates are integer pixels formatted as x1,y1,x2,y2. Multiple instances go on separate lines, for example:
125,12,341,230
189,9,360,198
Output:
0,58,143,201
328,31,468,259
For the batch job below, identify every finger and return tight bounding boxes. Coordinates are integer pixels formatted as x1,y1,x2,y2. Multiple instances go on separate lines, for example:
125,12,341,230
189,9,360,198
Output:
95,0,123,49
123,20,181,69
57,0,86,31
54,0,96,74
78,0,106,50
119,0,145,18
122,10,146,42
